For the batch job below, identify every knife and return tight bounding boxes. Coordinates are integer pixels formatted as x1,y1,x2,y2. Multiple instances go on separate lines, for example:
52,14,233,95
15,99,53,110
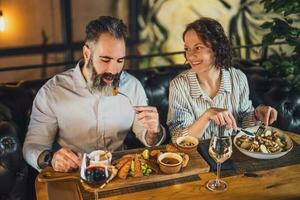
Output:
237,128,255,137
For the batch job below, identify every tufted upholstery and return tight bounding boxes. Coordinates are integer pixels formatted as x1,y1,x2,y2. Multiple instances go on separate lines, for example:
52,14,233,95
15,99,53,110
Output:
0,61,300,199
0,106,27,200
234,60,300,133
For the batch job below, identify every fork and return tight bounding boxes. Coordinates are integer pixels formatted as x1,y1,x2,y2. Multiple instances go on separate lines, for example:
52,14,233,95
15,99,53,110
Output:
236,122,266,137
255,122,266,136
117,91,134,106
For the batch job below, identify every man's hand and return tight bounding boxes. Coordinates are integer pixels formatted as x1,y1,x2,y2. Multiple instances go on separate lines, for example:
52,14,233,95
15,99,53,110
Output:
51,148,82,172
255,105,277,126
134,106,162,145
205,107,237,130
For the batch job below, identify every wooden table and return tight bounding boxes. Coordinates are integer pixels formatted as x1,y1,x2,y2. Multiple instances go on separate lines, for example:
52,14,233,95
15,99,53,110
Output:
36,132,300,200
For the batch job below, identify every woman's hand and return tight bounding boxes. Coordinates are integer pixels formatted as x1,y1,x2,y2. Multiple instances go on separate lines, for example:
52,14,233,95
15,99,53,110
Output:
255,105,277,126
205,107,237,130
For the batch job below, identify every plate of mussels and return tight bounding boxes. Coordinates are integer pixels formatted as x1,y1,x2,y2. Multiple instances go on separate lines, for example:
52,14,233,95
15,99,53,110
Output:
234,126,293,159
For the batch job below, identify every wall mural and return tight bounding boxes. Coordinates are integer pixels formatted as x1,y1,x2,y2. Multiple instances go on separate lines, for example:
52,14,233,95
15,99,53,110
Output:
137,0,298,68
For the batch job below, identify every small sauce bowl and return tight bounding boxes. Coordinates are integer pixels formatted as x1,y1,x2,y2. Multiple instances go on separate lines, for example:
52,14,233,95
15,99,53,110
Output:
175,136,199,154
88,150,112,165
158,152,183,174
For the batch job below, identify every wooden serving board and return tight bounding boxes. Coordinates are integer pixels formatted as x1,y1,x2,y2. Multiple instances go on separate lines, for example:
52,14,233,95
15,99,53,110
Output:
39,145,210,199
97,145,210,192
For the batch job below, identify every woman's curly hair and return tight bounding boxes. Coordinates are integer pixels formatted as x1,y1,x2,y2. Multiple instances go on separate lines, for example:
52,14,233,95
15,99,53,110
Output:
183,17,232,69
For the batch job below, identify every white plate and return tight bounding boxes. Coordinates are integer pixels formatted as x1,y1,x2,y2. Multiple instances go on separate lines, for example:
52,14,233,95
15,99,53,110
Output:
233,126,293,159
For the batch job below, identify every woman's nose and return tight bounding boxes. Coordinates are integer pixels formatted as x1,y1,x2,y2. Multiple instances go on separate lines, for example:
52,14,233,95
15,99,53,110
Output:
187,50,198,60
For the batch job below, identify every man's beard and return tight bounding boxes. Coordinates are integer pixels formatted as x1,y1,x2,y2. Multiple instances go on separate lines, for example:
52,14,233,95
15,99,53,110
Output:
87,58,121,96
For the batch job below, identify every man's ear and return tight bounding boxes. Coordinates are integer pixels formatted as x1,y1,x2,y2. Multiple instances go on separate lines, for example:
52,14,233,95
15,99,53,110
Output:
83,45,91,61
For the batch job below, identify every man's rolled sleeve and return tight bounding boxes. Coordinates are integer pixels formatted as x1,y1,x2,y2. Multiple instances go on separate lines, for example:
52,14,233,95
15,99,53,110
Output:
23,87,58,171
142,125,166,147
23,144,49,171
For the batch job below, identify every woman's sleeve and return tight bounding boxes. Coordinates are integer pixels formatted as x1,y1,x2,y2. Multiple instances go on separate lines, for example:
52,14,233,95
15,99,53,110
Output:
167,79,195,143
237,72,256,128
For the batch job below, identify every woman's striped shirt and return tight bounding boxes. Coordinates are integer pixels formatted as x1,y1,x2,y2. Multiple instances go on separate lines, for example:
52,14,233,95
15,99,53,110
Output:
167,67,256,142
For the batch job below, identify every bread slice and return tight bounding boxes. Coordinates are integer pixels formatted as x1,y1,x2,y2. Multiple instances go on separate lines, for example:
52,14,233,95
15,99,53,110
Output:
117,160,131,179
134,154,143,177
114,157,133,170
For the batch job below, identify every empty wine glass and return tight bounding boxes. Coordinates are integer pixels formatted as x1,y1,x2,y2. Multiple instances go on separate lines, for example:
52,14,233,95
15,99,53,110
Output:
206,134,232,192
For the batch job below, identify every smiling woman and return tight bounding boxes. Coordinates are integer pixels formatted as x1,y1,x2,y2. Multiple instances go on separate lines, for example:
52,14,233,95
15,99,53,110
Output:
167,17,278,142
183,30,216,75
183,18,232,71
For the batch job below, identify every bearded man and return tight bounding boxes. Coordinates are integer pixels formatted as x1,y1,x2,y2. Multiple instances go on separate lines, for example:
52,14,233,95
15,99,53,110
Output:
23,16,165,172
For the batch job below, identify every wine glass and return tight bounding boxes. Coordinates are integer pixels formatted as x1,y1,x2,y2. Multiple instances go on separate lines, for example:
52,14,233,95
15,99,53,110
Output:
206,134,232,192
80,153,111,200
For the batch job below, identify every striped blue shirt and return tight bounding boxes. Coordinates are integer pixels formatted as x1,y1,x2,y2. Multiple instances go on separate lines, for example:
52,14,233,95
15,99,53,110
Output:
167,67,256,141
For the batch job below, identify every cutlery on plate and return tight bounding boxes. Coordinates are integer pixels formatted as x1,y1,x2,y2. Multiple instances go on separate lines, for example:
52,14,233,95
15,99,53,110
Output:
237,122,267,137
237,128,255,136
255,124,266,136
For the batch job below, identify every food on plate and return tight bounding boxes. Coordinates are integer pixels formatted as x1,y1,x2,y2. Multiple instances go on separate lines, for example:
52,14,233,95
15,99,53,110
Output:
113,147,190,178
117,160,132,179
236,129,288,153
142,149,149,159
166,144,180,153
175,136,199,154
150,149,162,158
179,153,190,168
179,140,195,147
139,158,159,173
115,153,156,179
133,154,143,177
113,149,158,179
114,157,133,169
112,87,119,96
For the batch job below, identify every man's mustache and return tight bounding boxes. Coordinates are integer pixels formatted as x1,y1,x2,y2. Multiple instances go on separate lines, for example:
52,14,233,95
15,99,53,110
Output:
101,72,121,81
93,72,122,87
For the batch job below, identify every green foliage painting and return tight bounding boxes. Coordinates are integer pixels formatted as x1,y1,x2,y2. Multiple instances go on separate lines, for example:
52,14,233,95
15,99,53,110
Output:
261,0,300,89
